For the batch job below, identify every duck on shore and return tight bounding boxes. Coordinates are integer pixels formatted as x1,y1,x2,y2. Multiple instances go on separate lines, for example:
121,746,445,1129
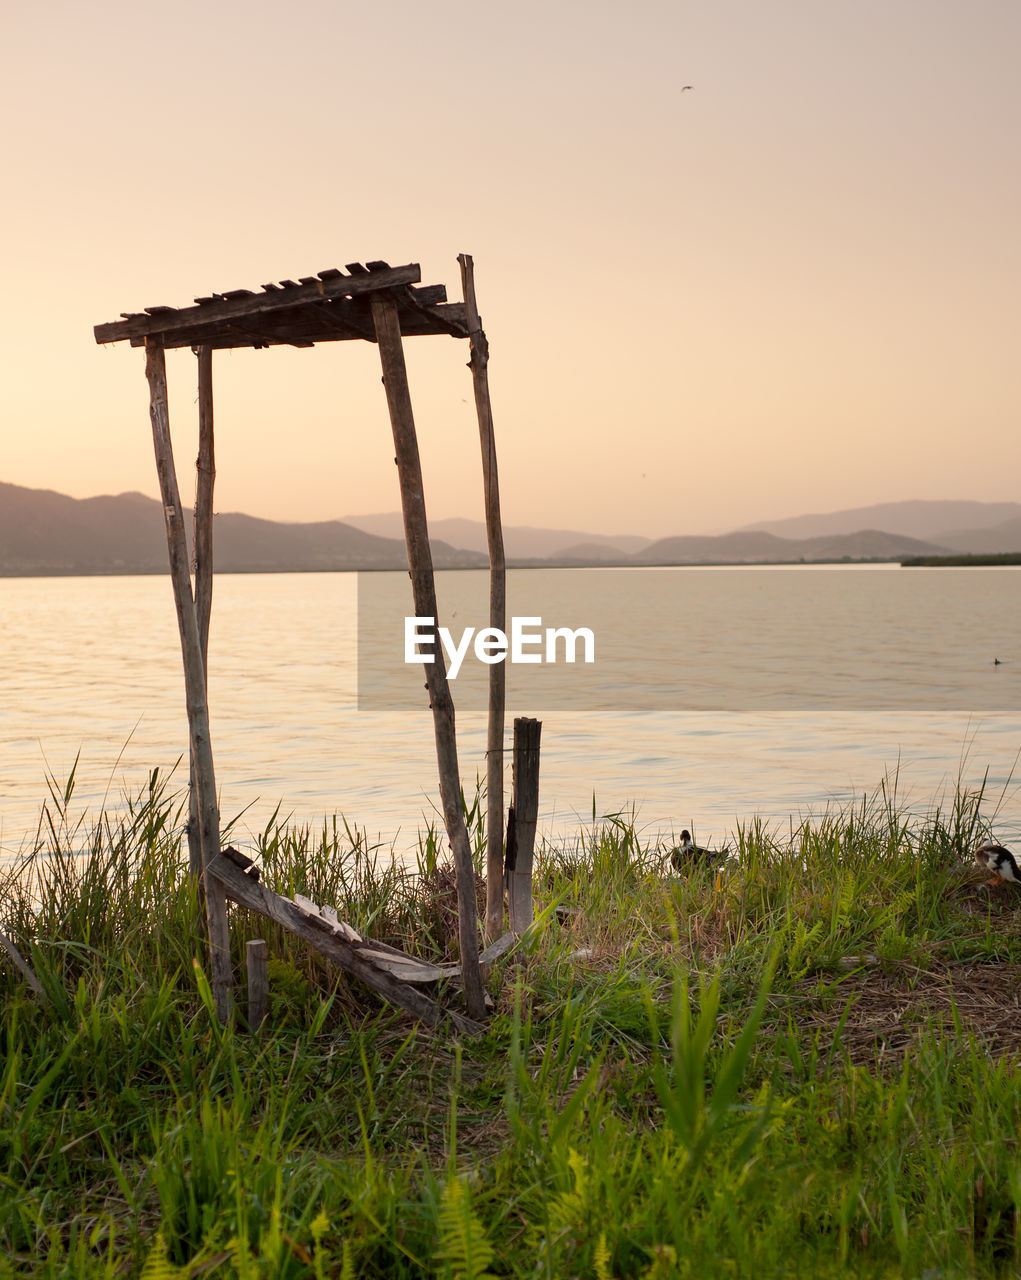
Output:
670,829,724,873
974,840,1019,888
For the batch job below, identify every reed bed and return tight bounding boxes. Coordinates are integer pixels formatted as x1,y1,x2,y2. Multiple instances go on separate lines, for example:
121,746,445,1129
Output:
0,769,1019,1278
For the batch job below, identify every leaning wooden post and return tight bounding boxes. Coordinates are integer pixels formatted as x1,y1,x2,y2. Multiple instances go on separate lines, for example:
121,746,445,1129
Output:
144,339,232,1022
187,344,215,880
369,291,487,1023
457,253,507,942
508,717,541,933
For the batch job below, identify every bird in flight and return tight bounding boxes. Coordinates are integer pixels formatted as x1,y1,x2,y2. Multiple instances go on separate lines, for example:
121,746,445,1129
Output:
681,85,694,91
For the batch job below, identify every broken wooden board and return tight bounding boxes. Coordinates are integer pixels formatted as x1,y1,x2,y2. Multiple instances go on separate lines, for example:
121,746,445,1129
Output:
206,853,486,1033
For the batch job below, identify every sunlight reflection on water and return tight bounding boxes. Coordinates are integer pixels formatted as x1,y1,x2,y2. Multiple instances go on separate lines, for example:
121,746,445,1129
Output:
1,568,1018,858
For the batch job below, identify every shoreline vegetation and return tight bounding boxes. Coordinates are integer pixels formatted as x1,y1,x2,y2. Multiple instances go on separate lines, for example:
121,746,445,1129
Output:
901,553,1021,567
5,552,1021,581
2,773,1020,1277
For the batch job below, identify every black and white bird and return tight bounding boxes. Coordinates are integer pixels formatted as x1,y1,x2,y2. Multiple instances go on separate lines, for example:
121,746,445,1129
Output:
670,829,723,873
974,840,1020,887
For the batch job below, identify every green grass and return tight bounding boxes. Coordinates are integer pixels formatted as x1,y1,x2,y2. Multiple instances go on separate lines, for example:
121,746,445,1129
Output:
1,770,1020,1277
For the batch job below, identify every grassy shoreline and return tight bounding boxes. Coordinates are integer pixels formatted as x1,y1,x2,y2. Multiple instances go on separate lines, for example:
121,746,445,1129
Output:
1,776,1020,1277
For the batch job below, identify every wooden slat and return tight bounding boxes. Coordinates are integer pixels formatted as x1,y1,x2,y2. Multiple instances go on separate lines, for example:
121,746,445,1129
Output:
94,263,422,345
221,843,256,872
366,260,391,271
220,317,314,348
345,262,368,274
306,302,374,342
480,931,517,964
400,286,467,338
407,284,447,306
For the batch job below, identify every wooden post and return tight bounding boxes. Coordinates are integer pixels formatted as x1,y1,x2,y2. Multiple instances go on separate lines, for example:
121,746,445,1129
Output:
246,938,269,1030
369,291,487,1023
457,254,507,942
144,339,232,1022
508,717,541,933
188,344,215,879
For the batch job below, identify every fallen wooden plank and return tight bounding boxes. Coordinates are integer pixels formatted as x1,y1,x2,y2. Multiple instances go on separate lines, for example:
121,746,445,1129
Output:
208,854,466,1029
357,948,457,983
479,931,517,964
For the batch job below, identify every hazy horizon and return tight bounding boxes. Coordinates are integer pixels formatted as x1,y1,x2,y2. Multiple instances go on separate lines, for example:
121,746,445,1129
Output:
4,2,1019,540
5,477,1020,548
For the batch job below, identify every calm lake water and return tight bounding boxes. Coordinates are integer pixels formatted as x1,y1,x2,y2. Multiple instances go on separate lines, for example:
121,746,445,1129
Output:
1,566,1019,859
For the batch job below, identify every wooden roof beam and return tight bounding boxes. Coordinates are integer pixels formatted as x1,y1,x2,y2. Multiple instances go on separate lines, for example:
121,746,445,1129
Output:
95,263,422,345
398,286,470,339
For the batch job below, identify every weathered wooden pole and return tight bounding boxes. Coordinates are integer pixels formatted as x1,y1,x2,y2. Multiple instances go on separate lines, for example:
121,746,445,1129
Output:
508,717,541,933
246,938,269,1031
144,339,232,1022
369,291,487,1023
457,254,507,942
187,344,215,879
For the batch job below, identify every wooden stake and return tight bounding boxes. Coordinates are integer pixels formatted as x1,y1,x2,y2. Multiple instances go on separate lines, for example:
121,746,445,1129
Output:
144,339,232,1023
188,344,215,879
457,254,507,942
246,938,269,1030
509,717,541,933
369,291,487,1023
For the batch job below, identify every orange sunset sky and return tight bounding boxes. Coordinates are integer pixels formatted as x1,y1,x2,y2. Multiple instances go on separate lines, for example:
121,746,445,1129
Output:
2,1,1019,540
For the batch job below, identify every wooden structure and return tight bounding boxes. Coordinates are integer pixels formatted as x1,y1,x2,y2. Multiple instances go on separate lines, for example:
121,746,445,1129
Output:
94,258,515,1026
213,846,513,1035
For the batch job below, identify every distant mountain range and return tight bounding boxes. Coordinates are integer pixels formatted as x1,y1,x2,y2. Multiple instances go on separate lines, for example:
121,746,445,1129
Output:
0,482,485,575
342,513,652,558
741,499,1021,549
2,483,1019,576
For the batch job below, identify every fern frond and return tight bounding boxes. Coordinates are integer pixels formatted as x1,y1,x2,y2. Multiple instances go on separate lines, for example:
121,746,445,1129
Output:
593,1230,613,1280
436,1174,496,1280
139,1234,191,1280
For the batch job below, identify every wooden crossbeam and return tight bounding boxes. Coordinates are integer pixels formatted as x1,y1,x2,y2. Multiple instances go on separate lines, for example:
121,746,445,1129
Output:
126,300,471,350
399,286,470,339
95,263,422,345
